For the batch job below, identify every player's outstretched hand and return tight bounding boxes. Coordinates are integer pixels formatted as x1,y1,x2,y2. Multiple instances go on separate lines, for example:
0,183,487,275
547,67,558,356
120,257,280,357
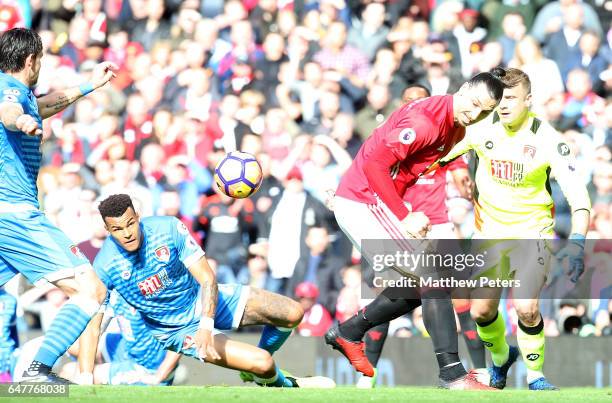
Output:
401,211,431,239
91,61,119,89
16,114,42,136
557,235,586,283
195,328,221,362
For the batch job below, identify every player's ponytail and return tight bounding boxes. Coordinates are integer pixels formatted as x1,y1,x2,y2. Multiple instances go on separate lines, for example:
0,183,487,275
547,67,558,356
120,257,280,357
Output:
466,68,507,102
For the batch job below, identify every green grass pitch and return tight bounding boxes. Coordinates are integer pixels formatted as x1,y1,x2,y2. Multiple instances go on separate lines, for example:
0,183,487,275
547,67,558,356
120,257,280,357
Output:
8,386,612,403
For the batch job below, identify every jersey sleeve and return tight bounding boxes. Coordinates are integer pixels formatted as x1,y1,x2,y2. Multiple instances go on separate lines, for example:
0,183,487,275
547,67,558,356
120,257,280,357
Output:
0,83,28,108
548,137,591,213
363,116,435,220
170,217,206,268
446,154,468,171
439,131,474,165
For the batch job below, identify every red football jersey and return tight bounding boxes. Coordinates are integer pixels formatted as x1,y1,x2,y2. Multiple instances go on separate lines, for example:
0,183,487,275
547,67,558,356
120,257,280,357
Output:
335,95,465,220
403,156,467,225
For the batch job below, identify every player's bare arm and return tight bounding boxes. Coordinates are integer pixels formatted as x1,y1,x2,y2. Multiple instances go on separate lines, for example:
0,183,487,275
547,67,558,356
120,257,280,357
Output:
77,310,104,384
240,287,303,328
140,351,181,385
36,61,118,119
187,256,221,361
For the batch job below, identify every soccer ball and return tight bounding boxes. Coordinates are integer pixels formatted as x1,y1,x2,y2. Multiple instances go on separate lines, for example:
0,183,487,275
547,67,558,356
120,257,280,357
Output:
214,151,263,198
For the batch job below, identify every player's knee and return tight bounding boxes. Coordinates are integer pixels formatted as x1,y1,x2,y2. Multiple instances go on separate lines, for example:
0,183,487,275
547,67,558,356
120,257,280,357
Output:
470,303,496,324
515,301,540,326
251,350,275,375
286,299,304,328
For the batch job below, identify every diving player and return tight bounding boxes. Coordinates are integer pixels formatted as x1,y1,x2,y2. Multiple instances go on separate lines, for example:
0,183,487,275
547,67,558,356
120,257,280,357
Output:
79,194,332,388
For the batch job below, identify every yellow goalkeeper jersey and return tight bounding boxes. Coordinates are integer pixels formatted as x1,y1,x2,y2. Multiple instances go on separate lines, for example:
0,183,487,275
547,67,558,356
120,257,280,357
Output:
439,111,590,238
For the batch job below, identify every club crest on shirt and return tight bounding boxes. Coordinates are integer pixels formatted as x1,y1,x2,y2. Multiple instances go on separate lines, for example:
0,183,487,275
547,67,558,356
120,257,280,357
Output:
154,245,170,262
523,145,536,159
69,245,84,258
398,128,416,145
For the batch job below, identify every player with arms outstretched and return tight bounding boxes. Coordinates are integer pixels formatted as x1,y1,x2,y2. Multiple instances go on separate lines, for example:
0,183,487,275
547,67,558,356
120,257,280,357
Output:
79,194,332,388
326,70,506,390
0,28,117,383
437,68,590,390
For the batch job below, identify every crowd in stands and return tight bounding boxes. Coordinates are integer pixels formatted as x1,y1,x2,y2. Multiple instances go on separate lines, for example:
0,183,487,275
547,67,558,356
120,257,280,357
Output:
1,0,610,339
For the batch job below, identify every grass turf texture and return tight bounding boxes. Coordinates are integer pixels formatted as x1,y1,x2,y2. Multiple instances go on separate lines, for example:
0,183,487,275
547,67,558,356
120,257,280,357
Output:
7,386,611,403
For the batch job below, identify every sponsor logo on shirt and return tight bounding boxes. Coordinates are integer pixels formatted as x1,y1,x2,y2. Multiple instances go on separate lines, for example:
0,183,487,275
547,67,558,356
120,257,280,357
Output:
2,89,20,96
557,142,570,156
490,159,524,186
485,140,494,149
137,268,172,297
154,245,170,263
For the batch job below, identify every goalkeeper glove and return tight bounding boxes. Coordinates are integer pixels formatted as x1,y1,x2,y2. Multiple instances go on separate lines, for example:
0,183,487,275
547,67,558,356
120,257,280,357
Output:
557,233,585,283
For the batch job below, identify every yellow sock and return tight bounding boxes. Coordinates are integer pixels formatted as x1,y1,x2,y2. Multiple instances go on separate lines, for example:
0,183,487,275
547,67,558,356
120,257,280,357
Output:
517,319,545,383
476,311,509,367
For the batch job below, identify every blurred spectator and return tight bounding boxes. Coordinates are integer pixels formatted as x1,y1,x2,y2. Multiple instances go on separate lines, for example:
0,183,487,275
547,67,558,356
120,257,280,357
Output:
286,226,344,316
193,188,256,284
496,12,527,66
355,84,399,139
295,282,333,337
313,21,371,87
543,2,588,82
347,2,388,61
131,0,172,51
567,30,609,96
77,204,107,261
453,9,487,78
237,244,283,294
334,265,362,323
562,68,605,130
266,167,334,283
510,36,565,115
531,0,603,44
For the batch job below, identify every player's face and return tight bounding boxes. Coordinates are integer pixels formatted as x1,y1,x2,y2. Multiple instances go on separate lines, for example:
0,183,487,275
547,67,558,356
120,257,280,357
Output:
104,207,142,252
454,82,499,127
497,83,531,126
28,52,43,87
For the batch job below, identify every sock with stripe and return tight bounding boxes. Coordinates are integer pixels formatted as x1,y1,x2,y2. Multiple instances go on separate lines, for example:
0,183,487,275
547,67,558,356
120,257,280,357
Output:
258,325,293,355
31,296,100,370
253,365,294,387
517,316,545,383
456,304,486,368
421,293,467,381
476,311,509,367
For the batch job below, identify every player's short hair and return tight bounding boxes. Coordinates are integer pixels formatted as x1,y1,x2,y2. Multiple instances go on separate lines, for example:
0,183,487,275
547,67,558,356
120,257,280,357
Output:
0,28,43,73
403,83,431,97
500,67,531,94
98,194,135,220
466,67,507,102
